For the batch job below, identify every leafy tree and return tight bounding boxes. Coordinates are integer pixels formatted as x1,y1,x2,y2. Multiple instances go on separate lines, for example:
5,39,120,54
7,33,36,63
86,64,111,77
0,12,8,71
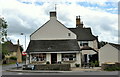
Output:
0,17,8,59
98,41,108,48
0,17,8,42
2,41,10,59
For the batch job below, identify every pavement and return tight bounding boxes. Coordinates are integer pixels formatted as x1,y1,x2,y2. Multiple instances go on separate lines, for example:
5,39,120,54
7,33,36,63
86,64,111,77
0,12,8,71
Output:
2,64,119,76
5,66,102,73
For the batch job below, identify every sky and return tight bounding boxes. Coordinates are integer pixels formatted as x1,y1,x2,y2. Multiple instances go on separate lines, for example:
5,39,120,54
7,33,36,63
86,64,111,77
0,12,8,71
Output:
0,0,119,50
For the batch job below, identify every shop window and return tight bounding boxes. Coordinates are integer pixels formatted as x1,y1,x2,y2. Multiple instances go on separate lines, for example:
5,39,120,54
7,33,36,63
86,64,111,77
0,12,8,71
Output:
31,53,46,61
62,53,76,61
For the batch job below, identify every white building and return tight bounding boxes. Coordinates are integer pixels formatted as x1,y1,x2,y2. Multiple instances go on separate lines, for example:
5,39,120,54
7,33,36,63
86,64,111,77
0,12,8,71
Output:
99,43,120,66
26,11,98,67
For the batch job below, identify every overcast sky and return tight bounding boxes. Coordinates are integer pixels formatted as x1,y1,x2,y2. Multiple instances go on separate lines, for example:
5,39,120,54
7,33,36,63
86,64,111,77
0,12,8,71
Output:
0,0,119,50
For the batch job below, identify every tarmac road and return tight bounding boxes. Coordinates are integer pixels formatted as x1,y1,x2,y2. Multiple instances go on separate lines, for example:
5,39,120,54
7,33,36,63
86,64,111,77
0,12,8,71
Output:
1,63,120,77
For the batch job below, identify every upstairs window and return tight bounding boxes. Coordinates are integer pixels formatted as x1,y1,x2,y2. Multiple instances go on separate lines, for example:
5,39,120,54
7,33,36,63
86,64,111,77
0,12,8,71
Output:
68,33,71,36
80,41,88,46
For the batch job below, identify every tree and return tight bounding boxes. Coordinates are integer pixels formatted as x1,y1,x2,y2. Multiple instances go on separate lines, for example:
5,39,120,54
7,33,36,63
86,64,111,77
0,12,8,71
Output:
98,41,108,48
0,17,8,42
0,17,8,60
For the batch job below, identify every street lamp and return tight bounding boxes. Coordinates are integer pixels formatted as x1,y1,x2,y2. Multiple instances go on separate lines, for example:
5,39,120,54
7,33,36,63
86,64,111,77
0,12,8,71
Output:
20,33,26,51
20,33,27,65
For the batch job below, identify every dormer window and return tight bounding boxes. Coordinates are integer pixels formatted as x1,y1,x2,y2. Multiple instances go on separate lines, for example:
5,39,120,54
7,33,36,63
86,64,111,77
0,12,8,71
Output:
68,33,71,36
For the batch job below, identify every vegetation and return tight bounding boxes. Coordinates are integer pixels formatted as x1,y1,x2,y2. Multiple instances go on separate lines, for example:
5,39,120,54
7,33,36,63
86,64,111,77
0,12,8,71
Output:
75,63,80,67
46,61,50,64
90,61,99,67
98,41,108,48
104,66,120,71
0,17,8,60
10,56,17,60
0,17,8,42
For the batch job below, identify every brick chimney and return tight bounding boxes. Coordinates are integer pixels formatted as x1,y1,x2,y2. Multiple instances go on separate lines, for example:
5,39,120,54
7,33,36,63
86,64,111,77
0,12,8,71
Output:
76,16,83,28
50,11,57,19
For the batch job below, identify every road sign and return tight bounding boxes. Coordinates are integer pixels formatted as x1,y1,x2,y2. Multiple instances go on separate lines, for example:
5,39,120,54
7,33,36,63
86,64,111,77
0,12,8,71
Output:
22,52,27,56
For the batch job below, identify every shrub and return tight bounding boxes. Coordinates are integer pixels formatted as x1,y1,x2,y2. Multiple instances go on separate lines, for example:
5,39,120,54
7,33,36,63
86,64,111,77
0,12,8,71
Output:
75,63,80,67
57,61,61,64
46,61,50,64
104,66,120,71
94,61,99,67
10,56,17,60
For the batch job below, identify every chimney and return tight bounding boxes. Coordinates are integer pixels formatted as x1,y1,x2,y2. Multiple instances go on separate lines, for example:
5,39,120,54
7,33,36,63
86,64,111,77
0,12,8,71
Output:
50,11,57,19
76,16,83,28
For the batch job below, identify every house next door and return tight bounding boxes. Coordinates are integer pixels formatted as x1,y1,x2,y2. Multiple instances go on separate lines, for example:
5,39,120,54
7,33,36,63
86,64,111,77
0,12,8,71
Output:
51,53,57,64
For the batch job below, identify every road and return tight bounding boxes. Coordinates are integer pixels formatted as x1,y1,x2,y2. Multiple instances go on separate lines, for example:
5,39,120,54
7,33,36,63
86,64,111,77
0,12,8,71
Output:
1,64,120,77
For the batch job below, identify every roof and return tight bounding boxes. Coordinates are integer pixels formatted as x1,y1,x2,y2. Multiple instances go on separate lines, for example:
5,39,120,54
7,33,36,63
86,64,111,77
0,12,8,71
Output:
80,46,98,52
2,41,21,52
68,27,97,41
26,40,80,53
109,43,120,51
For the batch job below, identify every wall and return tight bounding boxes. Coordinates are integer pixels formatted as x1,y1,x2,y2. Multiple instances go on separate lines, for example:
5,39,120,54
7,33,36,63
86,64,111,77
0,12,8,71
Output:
99,44,119,66
89,40,98,49
78,40,98,50
57,53,61,62
46,53,51,64
31,17,76,40
81,50,96,55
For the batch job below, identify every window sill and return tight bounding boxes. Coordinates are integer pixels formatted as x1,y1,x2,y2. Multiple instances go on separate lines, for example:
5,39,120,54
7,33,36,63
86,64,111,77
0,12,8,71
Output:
31,61,46,64
62,60,76,63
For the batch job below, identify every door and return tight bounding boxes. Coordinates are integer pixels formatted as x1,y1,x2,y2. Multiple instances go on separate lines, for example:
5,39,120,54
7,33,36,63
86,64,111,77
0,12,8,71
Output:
51,53,57,64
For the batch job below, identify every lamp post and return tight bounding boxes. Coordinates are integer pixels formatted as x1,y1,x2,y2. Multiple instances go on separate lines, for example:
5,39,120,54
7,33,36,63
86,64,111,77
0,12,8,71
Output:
20,33,26,65
20,33,26,50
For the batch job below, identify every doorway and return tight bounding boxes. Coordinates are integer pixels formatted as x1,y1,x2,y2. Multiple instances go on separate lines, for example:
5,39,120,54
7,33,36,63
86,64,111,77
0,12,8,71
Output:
51,53,57,64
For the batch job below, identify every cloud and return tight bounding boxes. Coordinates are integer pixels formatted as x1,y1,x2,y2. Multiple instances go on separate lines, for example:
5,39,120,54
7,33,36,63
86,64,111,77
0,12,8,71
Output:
0,0,118,50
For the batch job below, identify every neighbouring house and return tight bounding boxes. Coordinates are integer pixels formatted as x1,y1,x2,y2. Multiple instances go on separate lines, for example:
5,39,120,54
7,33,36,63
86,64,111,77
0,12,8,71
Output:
99,43,120,66
2,40,23,62
26,11,99,67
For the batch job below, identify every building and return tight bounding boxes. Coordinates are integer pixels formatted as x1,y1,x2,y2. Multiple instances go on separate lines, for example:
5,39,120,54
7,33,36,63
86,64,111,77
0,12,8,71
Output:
2,40,22,61
99,43,120,66
26,11,98,67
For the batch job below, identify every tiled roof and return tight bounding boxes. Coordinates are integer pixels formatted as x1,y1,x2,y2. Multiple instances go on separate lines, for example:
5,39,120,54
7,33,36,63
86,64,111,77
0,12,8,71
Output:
109,43,120,51
68,27,97,41
26,40,80,53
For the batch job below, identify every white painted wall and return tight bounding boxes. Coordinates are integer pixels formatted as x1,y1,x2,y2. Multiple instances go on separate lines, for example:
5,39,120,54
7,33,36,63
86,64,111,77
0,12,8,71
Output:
88,41,94,48
46,53,51,64
99,44,119,66
57,53,62,62
78,40,98,49
81,50,96,55
31,17,76,40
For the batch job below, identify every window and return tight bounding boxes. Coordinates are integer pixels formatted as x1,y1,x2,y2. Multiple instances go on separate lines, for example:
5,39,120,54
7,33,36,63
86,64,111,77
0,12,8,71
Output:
80,41,88,46
62,53,76,61
68,33,71,36
31,53,46,61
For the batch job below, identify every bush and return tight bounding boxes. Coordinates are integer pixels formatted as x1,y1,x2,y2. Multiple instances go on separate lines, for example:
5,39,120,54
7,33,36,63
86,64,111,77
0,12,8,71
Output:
94,61,99,67
10,56,17,60
75,63,80,67
46,61,50,64
57,61,61,64
104,66,120,71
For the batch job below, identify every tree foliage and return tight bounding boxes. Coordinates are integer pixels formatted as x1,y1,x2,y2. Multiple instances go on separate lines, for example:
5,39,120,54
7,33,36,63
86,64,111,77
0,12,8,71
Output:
98,41,108,48
0,17,8,42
